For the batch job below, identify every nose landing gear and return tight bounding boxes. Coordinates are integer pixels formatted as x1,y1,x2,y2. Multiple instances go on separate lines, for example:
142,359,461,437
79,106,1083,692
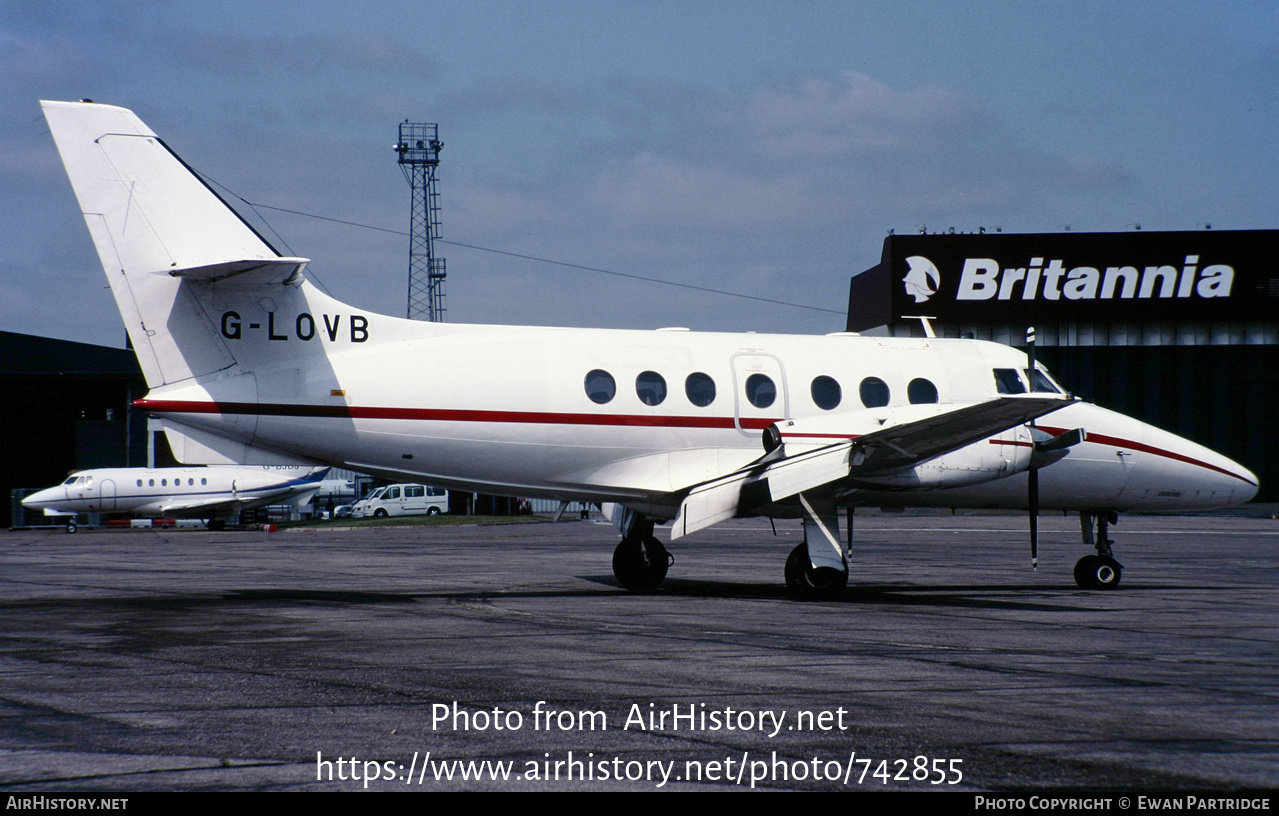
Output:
1075,510,1123,589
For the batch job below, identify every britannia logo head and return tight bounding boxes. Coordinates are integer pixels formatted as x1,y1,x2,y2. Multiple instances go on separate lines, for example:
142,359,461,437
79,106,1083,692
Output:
902,256,940,303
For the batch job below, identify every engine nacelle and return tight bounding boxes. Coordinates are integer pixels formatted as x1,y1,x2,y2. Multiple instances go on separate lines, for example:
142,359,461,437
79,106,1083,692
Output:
847,424,1035,489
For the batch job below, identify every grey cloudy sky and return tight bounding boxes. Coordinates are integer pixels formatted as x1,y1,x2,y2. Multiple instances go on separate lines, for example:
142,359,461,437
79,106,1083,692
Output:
3,1,1275,347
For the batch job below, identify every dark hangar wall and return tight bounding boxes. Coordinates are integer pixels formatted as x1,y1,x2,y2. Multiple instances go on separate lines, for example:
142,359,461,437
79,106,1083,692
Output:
1,331,147,527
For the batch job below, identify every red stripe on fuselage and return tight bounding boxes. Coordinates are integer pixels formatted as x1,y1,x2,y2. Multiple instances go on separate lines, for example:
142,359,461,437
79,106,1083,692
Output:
132,398,778,430
1036,424,1254,486
130,399,1255,487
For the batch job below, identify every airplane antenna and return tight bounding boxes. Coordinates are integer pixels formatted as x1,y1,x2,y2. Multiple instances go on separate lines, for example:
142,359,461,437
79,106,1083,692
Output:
901,315,937,338
395,122,447,321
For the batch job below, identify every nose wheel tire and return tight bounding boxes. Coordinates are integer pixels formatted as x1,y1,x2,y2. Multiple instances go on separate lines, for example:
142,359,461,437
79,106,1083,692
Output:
785,543,848,601
1074,555,1123,589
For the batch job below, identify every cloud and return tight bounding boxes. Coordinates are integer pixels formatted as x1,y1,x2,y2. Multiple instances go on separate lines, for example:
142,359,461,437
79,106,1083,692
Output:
738,71,990,160
153,31,437,80
566,71,1137,239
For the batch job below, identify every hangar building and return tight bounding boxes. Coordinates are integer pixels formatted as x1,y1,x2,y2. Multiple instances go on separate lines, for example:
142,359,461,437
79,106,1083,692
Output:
847,229,1277,500
2,331,148,527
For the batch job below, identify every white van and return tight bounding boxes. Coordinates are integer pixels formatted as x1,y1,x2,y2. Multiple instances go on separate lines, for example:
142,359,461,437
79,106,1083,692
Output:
352,484,449,518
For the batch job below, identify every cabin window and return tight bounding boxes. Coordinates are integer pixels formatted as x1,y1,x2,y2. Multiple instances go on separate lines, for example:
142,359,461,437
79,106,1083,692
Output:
685,372,716,407
148,479,155,487
584,369,616,404
993,368,1027,394
137,479,143,487
745,373,776,408
811,376,841,410
201,478,207,486
859,377,890,408
188,478,194,486
1025,368,1061,393
908,378,939,404
636,371,667,406
161,479,167,486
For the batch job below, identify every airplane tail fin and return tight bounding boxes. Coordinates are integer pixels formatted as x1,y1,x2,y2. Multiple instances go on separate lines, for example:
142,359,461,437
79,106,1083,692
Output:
41,100,308,388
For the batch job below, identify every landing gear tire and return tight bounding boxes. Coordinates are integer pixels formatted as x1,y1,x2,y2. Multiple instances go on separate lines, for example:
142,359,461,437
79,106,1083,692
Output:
612,535,671,592
784,543,848,601
1074,554,1122,589
65,521,77,534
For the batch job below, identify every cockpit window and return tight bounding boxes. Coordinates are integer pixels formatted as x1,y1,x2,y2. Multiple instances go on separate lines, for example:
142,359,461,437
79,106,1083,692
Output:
1025,368,1061,393
993,368,1027,394
62,476,79,485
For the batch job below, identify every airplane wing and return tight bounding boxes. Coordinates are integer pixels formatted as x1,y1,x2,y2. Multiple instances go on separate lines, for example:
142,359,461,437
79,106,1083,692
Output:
155,486,324,518
669,395,1070,540
154,469,329,518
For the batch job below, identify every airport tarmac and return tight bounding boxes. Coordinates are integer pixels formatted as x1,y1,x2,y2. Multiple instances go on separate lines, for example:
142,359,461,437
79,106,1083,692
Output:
1,511,1276,792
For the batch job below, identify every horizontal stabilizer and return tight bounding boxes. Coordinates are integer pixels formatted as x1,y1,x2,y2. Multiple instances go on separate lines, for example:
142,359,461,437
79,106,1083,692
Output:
170,257,309,283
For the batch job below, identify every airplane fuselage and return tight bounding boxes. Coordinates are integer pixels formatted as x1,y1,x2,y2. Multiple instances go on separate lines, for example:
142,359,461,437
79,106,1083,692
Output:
134,294,1257,518
22,466,325,518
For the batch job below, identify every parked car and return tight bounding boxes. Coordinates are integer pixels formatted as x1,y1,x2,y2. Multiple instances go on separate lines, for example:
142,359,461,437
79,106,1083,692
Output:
352,484,448,518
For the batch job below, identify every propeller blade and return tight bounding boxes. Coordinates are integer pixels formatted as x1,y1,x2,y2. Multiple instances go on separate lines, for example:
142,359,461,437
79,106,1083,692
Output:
1029,466,1039,570
1026,325,1038,570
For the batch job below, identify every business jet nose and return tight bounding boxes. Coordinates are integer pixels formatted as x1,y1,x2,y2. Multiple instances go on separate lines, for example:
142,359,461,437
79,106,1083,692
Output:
21,487,60,511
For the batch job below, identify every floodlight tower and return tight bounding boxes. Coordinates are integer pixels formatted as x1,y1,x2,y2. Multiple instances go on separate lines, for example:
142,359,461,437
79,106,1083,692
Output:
394,122,446,321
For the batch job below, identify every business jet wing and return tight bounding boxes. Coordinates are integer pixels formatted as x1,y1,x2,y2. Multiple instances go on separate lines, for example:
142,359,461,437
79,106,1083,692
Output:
155,470,328,518
669,395,1070,539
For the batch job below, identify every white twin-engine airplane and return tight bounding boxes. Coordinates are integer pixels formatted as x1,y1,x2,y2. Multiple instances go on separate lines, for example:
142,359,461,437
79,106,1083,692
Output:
22,466,330,532
40,100,1258,599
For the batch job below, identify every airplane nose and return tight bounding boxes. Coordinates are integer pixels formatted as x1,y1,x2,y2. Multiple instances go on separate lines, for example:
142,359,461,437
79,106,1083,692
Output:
1133,421,1259,510
21,488,56,510
1232,461,1261,504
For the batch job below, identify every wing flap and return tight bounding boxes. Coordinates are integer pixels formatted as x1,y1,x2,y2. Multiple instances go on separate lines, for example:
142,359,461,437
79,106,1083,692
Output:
671,441,852,539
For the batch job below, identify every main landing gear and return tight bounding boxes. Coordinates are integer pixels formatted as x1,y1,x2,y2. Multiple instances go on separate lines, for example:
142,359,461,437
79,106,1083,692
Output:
611,516,672,592
609,492,851,600
784,542,848,601
1074,510,1123,589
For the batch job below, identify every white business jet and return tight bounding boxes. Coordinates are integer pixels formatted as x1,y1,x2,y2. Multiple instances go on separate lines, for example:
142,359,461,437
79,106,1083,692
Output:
40,100,1258,598
22,466,330,531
